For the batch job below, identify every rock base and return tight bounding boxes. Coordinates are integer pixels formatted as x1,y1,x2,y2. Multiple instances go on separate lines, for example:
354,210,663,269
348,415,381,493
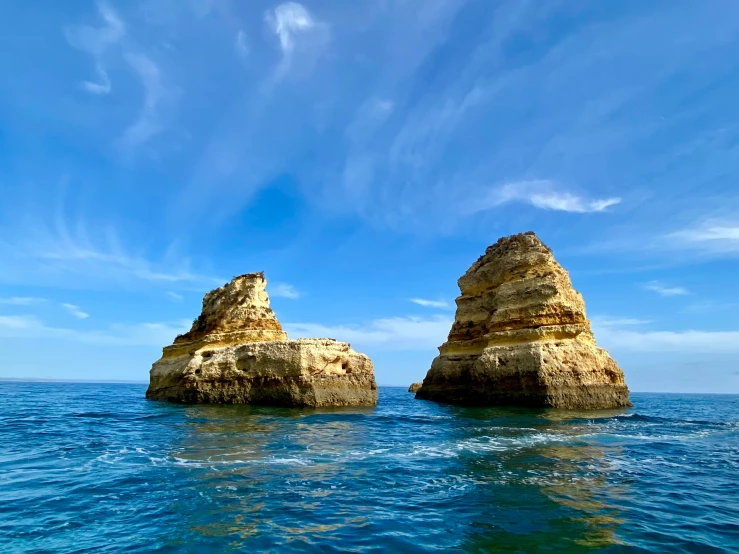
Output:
416,340,631,409
147,338,377,407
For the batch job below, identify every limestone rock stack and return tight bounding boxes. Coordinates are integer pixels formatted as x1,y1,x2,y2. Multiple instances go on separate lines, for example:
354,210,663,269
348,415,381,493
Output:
146,273,377,406
408,382,423,393
415,232,630,409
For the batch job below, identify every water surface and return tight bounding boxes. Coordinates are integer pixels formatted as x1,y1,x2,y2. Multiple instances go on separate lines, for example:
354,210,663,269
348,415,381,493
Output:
1,383,737,552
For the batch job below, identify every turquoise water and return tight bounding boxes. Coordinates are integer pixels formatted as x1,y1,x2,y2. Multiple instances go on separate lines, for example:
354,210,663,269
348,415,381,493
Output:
1,383,737,553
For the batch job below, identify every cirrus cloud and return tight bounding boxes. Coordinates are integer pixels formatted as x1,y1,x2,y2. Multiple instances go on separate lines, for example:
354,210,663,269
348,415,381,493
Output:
473,180,621,214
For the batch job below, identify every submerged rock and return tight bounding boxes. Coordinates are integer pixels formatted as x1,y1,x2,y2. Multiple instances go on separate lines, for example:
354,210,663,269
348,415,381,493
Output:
146,273,377,406
415,232,630,409
408,382,423,393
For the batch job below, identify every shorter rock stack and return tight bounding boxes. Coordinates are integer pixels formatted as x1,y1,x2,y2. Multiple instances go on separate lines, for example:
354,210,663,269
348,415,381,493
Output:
415,232,630,409
146,273,377,407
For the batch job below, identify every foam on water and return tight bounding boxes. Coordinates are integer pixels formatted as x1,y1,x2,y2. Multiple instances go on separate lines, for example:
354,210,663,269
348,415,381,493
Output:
1,383,738,553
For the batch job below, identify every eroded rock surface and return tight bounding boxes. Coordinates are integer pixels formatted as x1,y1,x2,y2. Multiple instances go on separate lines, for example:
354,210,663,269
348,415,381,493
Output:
415,232,630,409
408,382,423,393
146,273,377,406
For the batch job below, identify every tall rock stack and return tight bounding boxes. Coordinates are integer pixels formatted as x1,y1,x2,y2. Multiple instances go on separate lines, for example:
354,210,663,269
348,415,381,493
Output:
146,273,377,407
415,232,631,409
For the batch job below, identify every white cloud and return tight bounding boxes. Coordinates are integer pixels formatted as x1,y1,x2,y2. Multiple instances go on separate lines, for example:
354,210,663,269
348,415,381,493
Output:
266,2,316,55
81,63,112,95
65,2,124,94
593,318,739,354
666,221,739,253
682,226,739,241
409,298,450,309
375,99,394,112
643,281,689,297
473,180,621,214
62,303,90,319
65,3,170,149
65,1,125,56
119,53,166,148
166,291,184,302
590,316,652,327
270,282,301,299
264,2,326,77
1,211,221,288
33,241,203,283
0,315,38,329
0,314,190,346
285,315,452,350
0,297,47,306
235,29,249,58
681,300,739,313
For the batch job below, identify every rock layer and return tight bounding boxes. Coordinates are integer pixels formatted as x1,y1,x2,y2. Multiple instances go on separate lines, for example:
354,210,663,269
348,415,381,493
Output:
146,273,377,406
415,232,630,409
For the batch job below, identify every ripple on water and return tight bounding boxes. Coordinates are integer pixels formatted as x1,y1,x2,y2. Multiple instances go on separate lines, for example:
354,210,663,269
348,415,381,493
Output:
1,383,738,553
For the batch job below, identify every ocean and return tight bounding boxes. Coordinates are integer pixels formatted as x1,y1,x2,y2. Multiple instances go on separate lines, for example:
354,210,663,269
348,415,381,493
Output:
1,382,737,553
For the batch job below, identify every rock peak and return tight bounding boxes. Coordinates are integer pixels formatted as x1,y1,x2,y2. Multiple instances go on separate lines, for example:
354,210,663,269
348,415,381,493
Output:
174,272,285,345
416,232,630,409
486,231,550,254
147,272,378,407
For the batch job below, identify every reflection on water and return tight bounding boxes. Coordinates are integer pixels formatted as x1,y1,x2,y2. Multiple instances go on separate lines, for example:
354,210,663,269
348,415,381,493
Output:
162,399,636,552
168,405,379,550
433,406,629,553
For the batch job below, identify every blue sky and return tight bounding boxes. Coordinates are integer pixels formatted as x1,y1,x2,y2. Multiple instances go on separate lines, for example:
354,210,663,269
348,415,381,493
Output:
1,0,738,391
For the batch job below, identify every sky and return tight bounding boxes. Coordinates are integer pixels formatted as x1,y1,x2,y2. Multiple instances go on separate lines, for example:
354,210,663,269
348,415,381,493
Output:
0,0,738,392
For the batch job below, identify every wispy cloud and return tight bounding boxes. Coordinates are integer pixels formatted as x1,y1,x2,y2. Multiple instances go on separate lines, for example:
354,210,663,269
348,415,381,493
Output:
474,180,621,214
681,300,739,313
235,29,249,58
81,63,112,95
590,316,652,327
643,281,689,297
65,3,170,150
285,315,452,350
166,291,184,302
666,221,739,254
0,297,47,306
65,1,124,94
119,53,166,148
409,298,450,309
1,208,221,289
0,315,190,347
65,1,125,55
270,282,301,299
31,235,209,284
593,317,739,353
671,224,739,242
62,303,90,319
266,2,316,55
0,315,38,329
264,2,326,77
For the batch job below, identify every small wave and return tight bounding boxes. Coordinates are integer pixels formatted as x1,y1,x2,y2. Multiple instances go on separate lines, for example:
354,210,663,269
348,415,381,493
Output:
609,413,737,427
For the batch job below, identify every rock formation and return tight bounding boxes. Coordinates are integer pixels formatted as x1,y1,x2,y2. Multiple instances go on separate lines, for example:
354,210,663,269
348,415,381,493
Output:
146,273,377,407
408,382,423,393
415,232,630,409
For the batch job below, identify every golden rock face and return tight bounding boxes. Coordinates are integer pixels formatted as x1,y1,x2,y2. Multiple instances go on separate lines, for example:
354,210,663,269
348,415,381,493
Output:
173,272,287,348
416,232,631,409
147,273,377,407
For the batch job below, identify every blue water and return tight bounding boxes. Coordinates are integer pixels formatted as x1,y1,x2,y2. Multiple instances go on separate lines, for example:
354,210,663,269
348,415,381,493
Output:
1,383,737,553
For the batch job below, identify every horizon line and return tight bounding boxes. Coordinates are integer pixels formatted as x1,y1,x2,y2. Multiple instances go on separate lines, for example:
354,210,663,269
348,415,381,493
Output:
0,378,737,395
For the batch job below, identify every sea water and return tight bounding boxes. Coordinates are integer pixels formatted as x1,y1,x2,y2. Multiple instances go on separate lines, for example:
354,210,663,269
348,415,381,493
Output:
1,382,737,553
